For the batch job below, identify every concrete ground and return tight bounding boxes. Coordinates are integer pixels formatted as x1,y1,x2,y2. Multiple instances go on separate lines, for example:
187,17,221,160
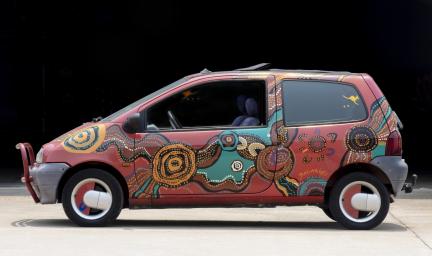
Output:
0,183,431,256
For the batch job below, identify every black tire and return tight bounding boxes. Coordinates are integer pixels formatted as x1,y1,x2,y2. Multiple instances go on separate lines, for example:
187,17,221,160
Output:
62,168,123,227
321,207,335,221
329,172,390,230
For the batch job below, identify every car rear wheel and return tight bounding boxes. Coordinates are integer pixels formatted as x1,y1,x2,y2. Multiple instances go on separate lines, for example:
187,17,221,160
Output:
62,169,123,227
329,172,390,230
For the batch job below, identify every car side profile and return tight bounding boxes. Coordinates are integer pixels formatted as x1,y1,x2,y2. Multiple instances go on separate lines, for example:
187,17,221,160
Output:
17,64,416,229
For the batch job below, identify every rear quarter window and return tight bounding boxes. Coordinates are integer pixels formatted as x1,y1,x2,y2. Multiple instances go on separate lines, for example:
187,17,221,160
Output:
282,80,367,126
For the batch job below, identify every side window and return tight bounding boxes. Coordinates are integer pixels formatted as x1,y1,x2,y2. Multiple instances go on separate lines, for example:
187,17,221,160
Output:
282,80,367,126
145,80,267,130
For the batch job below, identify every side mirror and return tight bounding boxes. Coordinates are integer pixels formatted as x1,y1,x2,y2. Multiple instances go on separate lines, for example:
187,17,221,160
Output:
123,112,146,133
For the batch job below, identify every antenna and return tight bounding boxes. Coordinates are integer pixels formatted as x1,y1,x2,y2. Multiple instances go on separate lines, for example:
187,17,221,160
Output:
200,68,211,74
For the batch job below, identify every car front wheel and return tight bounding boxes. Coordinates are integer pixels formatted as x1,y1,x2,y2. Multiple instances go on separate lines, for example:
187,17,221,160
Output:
62,168,123,227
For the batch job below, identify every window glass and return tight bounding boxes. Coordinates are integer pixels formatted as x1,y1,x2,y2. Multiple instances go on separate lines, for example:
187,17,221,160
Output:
146,80,266,130
282,80,367,126
102,77,189,122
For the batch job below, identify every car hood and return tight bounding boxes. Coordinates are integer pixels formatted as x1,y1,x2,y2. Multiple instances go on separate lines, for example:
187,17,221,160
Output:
50,122,96,144
45,122,111,151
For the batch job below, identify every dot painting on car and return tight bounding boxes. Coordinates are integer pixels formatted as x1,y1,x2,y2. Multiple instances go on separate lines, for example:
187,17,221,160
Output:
16,63,416,229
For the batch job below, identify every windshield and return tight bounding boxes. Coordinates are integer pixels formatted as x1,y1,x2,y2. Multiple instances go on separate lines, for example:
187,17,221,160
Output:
102,77,189,122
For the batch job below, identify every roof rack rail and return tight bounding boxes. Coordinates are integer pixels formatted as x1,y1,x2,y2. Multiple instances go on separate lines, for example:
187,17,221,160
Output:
269,69,351,74
236,63,271,71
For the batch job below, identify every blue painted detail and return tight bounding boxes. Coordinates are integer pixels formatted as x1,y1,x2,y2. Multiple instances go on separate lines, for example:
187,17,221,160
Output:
196,111,281,186
379,106,392,130
370,97,385,114
298,177,327,196
372,143,386,158
79,202,87,212
217,131,239,151
197,151,254,184
152,184,160,198
133,176,152,198
278,177,298,196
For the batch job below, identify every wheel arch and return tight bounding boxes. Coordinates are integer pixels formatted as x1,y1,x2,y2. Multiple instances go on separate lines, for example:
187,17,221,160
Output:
56,162,129,208
324,163,394,206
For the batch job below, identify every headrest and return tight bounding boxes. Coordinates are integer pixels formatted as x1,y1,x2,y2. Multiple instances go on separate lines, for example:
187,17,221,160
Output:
245,98,258,117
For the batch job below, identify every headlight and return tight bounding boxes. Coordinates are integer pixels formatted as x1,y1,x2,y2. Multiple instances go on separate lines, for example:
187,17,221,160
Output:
36,148,44,164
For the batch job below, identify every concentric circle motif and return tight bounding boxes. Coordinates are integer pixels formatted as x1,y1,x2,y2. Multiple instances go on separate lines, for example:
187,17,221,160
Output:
152,144,197,188
274,147,295,179
63,124,106,153
231,160,243,172
346,126,378,153
256,146,294,180
308,135,327,153
218,131,239,151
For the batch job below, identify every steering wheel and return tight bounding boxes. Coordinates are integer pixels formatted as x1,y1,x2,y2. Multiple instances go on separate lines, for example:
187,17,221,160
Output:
167,110,182,129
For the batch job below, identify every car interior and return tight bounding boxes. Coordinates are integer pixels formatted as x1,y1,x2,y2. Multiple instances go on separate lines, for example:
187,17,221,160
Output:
145,80,267,130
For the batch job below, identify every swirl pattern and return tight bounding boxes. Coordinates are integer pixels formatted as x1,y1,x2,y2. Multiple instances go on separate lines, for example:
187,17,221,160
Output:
276,177,299,196
152,144,197,188
193,167,257,192
256,146,294,180
96,125,168,162
197,138,221,168
237,135,265,160
63,125,106,153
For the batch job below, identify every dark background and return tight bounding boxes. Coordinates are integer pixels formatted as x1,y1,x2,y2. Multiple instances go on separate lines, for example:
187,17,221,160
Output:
1,0,431,180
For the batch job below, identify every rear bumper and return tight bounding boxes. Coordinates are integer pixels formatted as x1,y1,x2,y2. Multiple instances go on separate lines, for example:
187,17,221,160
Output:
370,156,408,196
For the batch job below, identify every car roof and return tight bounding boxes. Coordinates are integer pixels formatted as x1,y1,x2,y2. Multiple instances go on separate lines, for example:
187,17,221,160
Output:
187,63,359,79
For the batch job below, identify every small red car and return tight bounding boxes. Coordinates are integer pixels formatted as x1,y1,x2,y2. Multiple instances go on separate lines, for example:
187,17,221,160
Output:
17,64,415,229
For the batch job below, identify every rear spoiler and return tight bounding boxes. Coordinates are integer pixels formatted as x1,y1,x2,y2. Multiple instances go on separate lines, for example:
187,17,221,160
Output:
394,112,404,130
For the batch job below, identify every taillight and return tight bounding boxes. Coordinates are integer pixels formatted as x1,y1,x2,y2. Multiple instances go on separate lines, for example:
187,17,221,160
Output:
386,130,402,156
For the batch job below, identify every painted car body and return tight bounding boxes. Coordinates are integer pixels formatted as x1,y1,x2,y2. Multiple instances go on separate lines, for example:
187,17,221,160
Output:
18,70,408,210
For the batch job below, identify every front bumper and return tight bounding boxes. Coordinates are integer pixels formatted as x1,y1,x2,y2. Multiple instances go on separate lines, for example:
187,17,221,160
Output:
16,143,69,204
29,163,69,204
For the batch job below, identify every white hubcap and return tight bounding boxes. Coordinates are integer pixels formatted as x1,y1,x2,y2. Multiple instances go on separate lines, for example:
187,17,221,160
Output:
83,190,112,210
71,178,112,220
351,193,380,212
339,181,381,223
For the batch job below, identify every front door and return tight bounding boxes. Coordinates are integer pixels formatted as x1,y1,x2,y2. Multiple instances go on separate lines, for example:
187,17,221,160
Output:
130,75,279,199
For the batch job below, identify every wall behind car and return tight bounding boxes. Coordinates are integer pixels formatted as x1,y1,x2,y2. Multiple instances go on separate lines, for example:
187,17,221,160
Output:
1,0,431,179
